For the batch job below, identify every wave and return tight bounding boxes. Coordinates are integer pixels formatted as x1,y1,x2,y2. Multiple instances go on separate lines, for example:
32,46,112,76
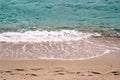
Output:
0,30,101,42
0,30,120,60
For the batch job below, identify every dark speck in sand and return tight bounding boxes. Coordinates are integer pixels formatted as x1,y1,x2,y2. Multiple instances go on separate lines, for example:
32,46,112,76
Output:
30,68,44,71
54,70,63,72
15,69,25,71
111,71,120,75
81,74,85,76
57,73,65,75
91,71,101,75
10,73,14,75
88,74,93,76
26,73,38,76
4,71,12,73
31,74,38,76
111,71,118,74
76,72,80,74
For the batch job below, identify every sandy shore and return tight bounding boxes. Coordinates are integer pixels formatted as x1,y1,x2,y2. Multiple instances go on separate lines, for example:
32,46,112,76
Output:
0,52,120,80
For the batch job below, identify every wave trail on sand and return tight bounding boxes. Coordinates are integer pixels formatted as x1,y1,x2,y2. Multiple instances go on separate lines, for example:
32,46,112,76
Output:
0,30,120,60
0,38,120,60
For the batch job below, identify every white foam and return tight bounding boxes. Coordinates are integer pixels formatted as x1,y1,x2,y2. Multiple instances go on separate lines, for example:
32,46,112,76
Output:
104,49,110,54
0,30,101,42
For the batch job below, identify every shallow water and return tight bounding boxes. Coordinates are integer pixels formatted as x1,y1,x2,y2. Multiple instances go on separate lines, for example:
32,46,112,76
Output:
0,38,120,60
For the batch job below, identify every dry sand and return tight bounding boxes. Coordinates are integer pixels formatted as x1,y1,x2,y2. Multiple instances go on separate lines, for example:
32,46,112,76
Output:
0,52,120,80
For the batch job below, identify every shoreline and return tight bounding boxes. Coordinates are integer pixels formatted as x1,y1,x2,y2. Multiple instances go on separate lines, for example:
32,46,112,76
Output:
0,37,120,60
0,37,120,61
0,34,120,80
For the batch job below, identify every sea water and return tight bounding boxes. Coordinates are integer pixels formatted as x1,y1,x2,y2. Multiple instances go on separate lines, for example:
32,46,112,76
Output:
0,0,120,31
0,0,120,60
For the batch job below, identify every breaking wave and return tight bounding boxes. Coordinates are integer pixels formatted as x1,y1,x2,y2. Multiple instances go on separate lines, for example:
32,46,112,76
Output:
0,30,101,42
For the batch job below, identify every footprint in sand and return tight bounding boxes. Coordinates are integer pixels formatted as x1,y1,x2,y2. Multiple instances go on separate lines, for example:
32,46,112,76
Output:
53,67,66,75
57,73,65,75
67,71,81,74
30,68,44,71
54,67,82,76
25,73,38,76
0,69,39,77
4,71,12,73
54,67,65,72
110,71,120,75
14,69,25,71
0,70,12,74
91,71,102,75
79,71,102,77
0,70,16,76
87,74,93,76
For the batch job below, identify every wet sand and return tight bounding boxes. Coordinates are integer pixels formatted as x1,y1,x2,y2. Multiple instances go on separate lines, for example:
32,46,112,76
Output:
0,37,120,60
0,52,120,80
0,37,120,80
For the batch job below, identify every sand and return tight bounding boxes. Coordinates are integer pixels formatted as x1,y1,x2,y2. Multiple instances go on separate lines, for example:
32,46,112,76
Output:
0,52,120,80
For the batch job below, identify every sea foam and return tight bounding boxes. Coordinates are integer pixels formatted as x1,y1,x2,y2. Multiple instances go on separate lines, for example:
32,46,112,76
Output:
0,30,119,60
0,30,101,42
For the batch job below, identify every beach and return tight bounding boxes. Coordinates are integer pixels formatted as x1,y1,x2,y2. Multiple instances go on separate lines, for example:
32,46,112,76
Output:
0,37,120,80
0,51,120,80
0,32,120,80
0,0,120,80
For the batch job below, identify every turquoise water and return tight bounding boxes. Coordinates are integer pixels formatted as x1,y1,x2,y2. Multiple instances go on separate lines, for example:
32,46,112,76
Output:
0,0,120,31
